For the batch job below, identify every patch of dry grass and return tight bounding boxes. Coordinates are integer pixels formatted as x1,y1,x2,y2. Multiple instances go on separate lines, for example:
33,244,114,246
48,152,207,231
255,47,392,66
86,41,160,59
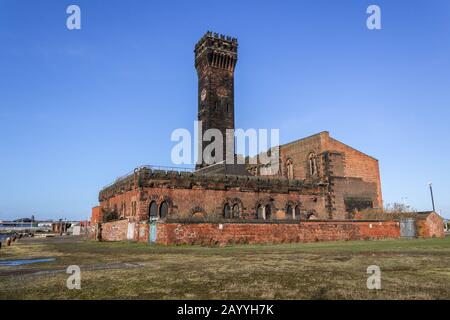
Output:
0,236,449,299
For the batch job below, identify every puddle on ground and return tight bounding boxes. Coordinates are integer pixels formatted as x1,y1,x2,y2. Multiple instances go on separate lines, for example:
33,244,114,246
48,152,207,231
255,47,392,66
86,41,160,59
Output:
0,258,56,266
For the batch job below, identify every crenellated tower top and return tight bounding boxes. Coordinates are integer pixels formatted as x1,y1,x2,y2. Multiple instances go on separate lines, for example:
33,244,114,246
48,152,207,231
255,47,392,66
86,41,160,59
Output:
195,31,238,73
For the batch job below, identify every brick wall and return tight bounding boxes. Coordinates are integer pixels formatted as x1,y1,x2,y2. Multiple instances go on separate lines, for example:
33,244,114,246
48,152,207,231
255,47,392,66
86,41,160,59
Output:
330,177,379,218
279,132,324,180
156,221,400,245
353,211,445,239
98,214,444,244
99,180,328,222
416,213,445,238
91,206,102,224
100,220,129,241
278,131,382,214
325,137,382,207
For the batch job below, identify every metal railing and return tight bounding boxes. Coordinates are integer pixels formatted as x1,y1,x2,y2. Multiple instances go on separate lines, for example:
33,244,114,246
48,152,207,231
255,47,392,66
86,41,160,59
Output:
102,164,195,189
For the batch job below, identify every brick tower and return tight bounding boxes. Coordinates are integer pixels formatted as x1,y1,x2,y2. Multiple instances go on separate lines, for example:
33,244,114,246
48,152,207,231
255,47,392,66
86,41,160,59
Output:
195,31,238,169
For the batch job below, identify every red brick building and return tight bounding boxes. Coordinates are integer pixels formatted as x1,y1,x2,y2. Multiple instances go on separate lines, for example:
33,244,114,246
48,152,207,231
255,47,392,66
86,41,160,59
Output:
92,32,382,226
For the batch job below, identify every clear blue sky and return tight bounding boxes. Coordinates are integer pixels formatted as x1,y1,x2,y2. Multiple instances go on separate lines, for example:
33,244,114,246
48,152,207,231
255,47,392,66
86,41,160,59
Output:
0,0,449,221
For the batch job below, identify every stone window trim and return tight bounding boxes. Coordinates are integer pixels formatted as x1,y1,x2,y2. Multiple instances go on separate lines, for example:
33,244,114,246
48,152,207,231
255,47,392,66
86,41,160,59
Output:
131,201,137,216
232,203,240,218
189,206,207,218
222,197,242,218
149,201,158,218
120,202,126,219
223,204,232,219
159,201,169,219
145,195,174,220
255,200,274,220
306,210,318,220
285,158,294,179
285,201,301,220
308,152,318,177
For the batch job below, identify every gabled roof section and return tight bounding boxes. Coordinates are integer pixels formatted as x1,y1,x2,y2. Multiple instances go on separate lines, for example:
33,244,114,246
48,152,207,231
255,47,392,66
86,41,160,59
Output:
280,131,378,161
280,131,328,148
328,136,378,161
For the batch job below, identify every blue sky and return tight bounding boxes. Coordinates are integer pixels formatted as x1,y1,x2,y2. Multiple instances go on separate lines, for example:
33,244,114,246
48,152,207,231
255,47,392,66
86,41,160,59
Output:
0,0,449,221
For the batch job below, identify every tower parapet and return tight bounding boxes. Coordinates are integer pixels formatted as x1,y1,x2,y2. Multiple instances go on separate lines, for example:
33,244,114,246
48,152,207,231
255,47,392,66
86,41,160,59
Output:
195,31,238,72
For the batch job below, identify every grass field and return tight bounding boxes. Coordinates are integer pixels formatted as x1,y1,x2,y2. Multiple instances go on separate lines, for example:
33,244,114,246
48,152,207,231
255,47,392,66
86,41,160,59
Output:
0,236,449,299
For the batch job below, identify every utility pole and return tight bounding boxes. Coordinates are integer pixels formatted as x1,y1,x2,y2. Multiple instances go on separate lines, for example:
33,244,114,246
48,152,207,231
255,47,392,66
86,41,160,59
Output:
428,182,436,212
401,197,408,208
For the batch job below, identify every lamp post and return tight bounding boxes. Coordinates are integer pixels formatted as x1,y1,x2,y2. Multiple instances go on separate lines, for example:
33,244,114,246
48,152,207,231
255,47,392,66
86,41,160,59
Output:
428,182,436,212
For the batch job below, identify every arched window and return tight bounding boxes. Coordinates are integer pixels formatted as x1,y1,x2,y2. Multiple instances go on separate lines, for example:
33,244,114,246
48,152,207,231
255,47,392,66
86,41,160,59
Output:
295,205,301,220
308,153,318,177
286,205,293,220
149,201,157,218
232,204,240,218
286,159,294,179
159,201,168,218
223,204,231,219
132,201,136,216
306,211,317,220
121,203,126,218
265,205,271,220
192,211,205,219
257,205,264,219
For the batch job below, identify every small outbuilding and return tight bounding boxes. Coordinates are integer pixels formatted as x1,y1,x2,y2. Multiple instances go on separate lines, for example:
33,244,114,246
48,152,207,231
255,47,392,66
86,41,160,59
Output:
354,211,445,238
